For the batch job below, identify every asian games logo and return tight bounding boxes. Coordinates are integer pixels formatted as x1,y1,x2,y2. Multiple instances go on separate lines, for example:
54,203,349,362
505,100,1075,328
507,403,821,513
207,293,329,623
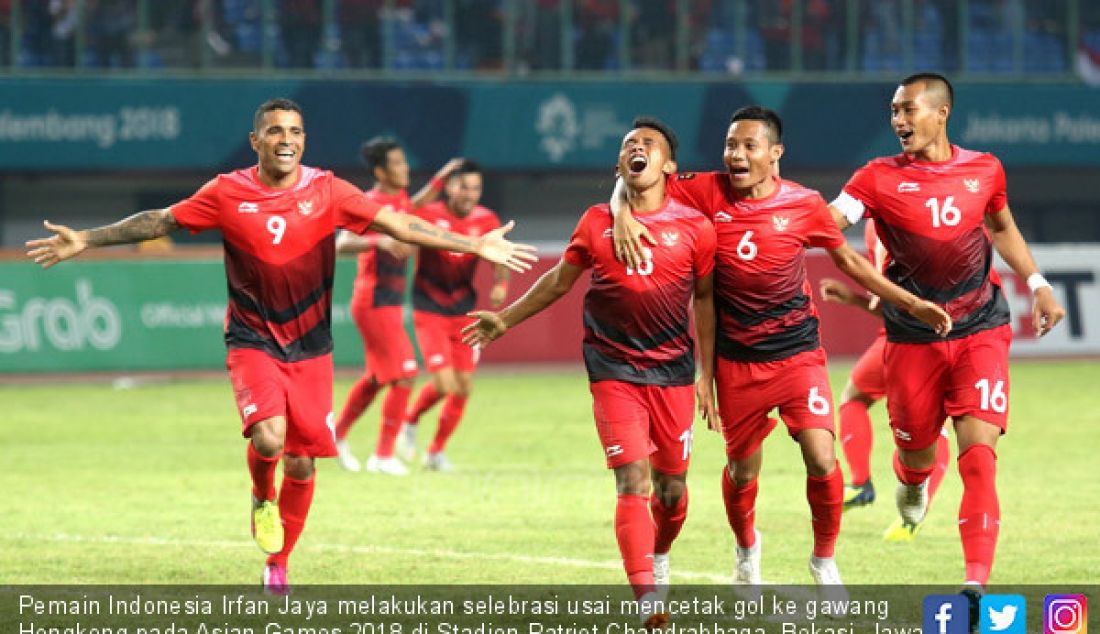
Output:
536,93,579,163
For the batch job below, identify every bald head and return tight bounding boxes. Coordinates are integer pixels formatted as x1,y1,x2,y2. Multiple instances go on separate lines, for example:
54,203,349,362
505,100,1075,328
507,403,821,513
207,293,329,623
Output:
900,72,953,114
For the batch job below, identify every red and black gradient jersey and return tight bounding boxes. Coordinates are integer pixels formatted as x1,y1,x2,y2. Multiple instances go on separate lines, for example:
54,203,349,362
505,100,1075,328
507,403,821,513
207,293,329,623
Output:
668,172,845,362
171,165,381,362
565,199,716,386
837,145,1010,343
411,202,501,316
351,188,412,309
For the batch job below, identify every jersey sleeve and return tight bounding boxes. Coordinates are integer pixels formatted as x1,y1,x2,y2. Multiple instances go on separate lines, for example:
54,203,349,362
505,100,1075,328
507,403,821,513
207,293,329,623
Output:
333,177,383,234
563,210,595,270
667,173,717,219
834,163,877,224
693,220,717,279
805,195,846,249
986,156,1008,214
169,178,221,234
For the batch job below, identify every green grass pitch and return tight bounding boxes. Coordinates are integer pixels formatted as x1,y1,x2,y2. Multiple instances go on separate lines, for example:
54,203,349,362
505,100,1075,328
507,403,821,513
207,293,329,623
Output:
2,360,1098,585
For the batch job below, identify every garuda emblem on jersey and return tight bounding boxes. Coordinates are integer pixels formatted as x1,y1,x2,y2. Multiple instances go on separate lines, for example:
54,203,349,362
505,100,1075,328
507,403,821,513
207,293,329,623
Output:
964,178,980,193
661,231,680,247
297,200,314,216
772,215,790,232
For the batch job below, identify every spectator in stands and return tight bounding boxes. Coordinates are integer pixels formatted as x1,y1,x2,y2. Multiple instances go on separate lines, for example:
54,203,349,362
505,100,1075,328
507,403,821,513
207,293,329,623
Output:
339,0,383,68
454,0,501,70
633,1,674,69
88,0,137,68
575,0,616,70
0,0,10,67
280,0,321,68
50,0,81,66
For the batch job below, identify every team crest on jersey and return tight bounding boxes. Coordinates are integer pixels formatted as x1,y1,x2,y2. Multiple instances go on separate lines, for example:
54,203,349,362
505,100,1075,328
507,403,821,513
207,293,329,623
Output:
297,200,314,216
661,231,680,247
964,178,980,193
238,202,259,214
772,215,790,232
897,182,921,193
714,211,733,223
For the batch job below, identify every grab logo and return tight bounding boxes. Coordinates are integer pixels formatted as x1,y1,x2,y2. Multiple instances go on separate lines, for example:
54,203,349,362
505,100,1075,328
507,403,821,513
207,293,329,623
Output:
0,279,122,353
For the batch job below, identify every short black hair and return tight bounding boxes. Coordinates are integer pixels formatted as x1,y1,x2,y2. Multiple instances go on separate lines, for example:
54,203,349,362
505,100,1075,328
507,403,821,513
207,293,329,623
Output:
729,106,782,144
360,136,402,173
631,116,678,160
449,159,482,179
253,98,303,131
900,72,954,109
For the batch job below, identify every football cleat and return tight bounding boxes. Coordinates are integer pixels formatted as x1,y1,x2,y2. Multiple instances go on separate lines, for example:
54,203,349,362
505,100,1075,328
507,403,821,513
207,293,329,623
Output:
262,563,290,596
424,451,455,472
883,518,924,542
251,495,284,555
960,584,984,634
809,556,848,604
895,479,930,524
842,479,876,511
365,454,409,476
734,529,762,585
638,591,670,630
395,423,418,462
335,439,361,472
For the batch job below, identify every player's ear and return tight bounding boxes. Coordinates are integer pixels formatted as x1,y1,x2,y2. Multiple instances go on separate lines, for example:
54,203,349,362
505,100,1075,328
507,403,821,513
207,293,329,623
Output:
249,131,260,153
770,142,785,163
938,104,951,124
663,159,677,175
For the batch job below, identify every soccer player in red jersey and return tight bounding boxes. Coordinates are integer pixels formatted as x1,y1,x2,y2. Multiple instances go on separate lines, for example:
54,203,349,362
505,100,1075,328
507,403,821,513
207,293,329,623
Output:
398,160,512,471
610,106,951,589
828,73,1065,606
330,137,463,476
818,219,951,542
25,98,536,593
464,117,716,626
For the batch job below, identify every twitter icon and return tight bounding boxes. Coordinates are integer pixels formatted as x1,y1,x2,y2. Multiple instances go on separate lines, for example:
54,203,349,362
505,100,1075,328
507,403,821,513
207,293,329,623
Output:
981,595,1027,634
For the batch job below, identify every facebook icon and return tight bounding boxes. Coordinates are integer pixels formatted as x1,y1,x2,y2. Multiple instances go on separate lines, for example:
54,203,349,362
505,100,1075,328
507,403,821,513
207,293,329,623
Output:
924,595,971,634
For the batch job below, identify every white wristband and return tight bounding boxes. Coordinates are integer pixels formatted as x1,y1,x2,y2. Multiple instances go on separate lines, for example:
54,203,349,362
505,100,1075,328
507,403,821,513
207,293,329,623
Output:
1026,273,1052,293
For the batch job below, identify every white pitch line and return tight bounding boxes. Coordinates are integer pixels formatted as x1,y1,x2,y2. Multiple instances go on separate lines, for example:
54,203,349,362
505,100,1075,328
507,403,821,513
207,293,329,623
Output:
10,532,731,583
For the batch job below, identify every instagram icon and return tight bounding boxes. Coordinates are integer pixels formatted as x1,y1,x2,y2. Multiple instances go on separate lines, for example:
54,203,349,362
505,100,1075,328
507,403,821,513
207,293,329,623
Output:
1045,595,1087,634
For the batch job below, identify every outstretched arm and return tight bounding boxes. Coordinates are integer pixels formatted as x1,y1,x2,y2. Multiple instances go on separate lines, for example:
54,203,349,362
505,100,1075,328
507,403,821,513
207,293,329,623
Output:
692,272,719,430
827,243,952,336
26,209,180,268
818,277,883,317
369,207,536,273
985,206,1064,336
462,258,584,347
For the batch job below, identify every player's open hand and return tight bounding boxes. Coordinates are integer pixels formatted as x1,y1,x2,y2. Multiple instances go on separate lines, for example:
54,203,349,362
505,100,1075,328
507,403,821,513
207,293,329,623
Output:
25,220,87,269
1032,287,1065,337
462,311,507,347
613,212,656,271
695,376,720,431
476,221,538,273
818,278,856,305
910,300,953,337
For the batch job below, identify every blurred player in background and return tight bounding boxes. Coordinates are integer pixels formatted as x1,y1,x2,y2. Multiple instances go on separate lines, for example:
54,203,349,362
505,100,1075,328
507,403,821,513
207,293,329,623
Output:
610,106,951,589
25,98,536,594
398,160,510,471
464,117,716,627
818,219,951,542
331,137,463,476
828,73,1064,616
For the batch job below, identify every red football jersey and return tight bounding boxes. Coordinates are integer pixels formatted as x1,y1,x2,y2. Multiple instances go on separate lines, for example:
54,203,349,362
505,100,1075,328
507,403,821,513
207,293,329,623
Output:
171,165,381,361
667,172,844,362
837,145,1010,342
411,202,501,316
564,198,716,386
351,188,412,309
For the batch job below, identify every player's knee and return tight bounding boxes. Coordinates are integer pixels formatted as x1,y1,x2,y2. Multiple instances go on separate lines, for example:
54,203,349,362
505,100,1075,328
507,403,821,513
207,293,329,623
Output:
652,475,686,507
614,462,651,496
726,462,759,488
282,454,315,480
840,383,873,406
250,419,286,456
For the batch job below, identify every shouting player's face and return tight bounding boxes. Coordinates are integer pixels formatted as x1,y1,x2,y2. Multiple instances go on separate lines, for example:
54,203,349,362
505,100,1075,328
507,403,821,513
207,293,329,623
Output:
891,82,949,157
379,147,411,190
618,127,674,191
251,109,305,187
445,172,483,217
724,120,782,193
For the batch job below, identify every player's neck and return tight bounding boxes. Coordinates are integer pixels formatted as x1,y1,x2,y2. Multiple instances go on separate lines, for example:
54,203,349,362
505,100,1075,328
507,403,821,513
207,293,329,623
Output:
911,136,953,163
375,183,402,196
732,174,778,200
626,183,665,213
257,165,299,189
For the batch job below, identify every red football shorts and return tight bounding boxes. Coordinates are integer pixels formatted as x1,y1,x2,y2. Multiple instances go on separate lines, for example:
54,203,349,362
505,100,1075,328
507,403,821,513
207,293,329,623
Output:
884,324,1012,450
850,332,887,400
226,348,337,457
352,305,418,384
715,348,836,460
590,380,695,475
413,311,478,373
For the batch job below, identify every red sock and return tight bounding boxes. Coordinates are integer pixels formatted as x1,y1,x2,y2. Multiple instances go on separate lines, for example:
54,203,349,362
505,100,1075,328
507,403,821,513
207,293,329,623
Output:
838,401,873,485
335,376,381,440
721,469,758,549
615,494,655,600
247,442,280,501
957,444,999,585
405,383,442,426
374,384,412,458
806,464,844,558
428,395,467,454
928,432,952,502
650,488,688,555
267,474,315,568
893,449,934,485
